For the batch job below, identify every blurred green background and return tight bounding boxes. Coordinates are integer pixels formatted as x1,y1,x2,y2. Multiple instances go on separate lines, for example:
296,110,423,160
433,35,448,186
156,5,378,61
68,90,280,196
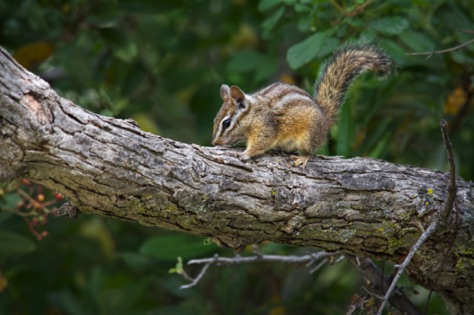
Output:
1,0,473,314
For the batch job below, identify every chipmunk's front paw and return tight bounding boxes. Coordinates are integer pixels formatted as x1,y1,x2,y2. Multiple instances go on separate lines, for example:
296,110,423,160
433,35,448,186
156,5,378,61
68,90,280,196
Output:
240,151,251,162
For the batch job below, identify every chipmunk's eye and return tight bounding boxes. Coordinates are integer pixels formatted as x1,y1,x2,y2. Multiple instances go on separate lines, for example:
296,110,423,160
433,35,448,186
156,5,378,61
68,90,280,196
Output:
222,119,231,130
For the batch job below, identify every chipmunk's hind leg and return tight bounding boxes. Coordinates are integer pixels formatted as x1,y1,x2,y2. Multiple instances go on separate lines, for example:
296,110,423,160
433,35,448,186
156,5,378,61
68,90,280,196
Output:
291,155,310,167
291,135,314,167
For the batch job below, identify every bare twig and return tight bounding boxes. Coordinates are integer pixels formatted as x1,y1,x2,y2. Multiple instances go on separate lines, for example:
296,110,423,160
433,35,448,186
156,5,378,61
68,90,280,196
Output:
457,28,474,35
347,255,422,315
180,254,217,289
186,251,340,266
439,120,457,220
422,120,459,314
329,0,374,17
180,251,342,289
376,120,458,315
407,38,474,57
309,255,345,274
309,258,328,274
376,221,438,314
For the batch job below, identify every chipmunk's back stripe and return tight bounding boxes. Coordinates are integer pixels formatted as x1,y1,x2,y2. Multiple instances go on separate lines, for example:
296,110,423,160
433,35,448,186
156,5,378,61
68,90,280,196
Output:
255,83,312,100
274,91,313,108
256,83,281,97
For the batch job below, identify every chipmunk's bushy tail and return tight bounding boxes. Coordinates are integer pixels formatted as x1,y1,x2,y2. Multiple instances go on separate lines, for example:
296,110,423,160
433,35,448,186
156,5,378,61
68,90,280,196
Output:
314,44,393,127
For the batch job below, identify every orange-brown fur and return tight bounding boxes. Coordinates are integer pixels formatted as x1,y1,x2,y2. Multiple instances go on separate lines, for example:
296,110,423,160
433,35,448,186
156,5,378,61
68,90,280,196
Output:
212,44,393,166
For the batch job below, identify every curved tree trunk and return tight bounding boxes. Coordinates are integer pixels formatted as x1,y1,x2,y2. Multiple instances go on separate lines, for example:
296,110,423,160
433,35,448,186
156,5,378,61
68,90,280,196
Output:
1,47,473,314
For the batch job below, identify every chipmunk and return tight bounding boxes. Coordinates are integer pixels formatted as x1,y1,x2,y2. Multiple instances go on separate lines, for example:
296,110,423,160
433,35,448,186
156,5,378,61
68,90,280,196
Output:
212,44,393,167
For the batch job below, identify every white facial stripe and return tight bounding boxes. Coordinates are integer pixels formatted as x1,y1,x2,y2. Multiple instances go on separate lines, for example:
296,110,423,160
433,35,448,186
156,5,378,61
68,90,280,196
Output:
219,108,246,136
215,115,231,140
214,94,253,142
274,93,312,108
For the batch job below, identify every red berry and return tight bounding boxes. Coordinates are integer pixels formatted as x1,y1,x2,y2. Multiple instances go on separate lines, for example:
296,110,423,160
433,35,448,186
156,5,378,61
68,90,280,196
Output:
37,194,45,202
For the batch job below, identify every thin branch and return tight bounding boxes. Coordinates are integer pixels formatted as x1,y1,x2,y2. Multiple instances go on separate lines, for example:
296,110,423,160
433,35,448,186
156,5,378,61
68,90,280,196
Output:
329,0,374,17
347,255,422,315
309,258,328,274
422,120,460,313
439,120,457,220
361,286,385,301
376,221,438,314
457,28,474,34
180,251,342,289
309,255,345,274
180,254,216,289
187,252,340,266
407,38,474,57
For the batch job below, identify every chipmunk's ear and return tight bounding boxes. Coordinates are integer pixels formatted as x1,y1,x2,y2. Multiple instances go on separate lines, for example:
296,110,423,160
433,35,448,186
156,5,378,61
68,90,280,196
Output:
230,85,246,109
220,84,230,102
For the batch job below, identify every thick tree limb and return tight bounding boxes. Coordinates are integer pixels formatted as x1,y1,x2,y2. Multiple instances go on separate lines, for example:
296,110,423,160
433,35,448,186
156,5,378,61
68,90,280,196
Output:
1,47,474,314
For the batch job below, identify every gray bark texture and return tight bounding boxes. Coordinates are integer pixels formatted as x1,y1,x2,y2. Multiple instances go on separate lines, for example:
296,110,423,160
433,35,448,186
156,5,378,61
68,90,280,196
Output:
1,47,473,314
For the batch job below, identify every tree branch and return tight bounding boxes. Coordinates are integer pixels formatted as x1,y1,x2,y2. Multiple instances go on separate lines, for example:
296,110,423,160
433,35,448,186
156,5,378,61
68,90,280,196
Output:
346,255,422,315
1,46,474,313
439,120,457,221
407,37,474,57
180,250,342,289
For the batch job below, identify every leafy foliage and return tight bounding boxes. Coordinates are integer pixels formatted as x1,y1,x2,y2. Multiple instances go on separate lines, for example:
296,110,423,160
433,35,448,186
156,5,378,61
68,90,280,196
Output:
1,0,474,313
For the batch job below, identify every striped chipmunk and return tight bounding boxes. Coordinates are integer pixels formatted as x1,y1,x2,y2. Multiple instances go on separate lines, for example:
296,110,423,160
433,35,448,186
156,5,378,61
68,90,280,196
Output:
212,44,393,167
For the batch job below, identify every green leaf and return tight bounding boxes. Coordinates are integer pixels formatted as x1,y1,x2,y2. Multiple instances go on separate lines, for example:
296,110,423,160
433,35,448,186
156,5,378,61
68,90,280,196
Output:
0,230,36,257
287,32,339,69
371,16,409,36
55,290,93,315
0,210,12,223
400,30,435,52
335,101,355,157
436,2,474,30
287,32,324,69
452,50,474,65
169,257,184,274
356,118,392,156
0,192,21,209
379,39,408,64
297,15,312,32
258,0,283,11
295,3,311,13
368,133,391,159
262,7,285,33
346,17,364,28
255,58,278,83
227,49,266,73
117,252,156,271
139,235,216,261
115,41,138,62
358,29,377,43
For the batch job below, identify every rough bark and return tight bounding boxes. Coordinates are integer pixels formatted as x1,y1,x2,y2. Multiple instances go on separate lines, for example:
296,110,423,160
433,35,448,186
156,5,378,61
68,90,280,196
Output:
0,47,473,314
